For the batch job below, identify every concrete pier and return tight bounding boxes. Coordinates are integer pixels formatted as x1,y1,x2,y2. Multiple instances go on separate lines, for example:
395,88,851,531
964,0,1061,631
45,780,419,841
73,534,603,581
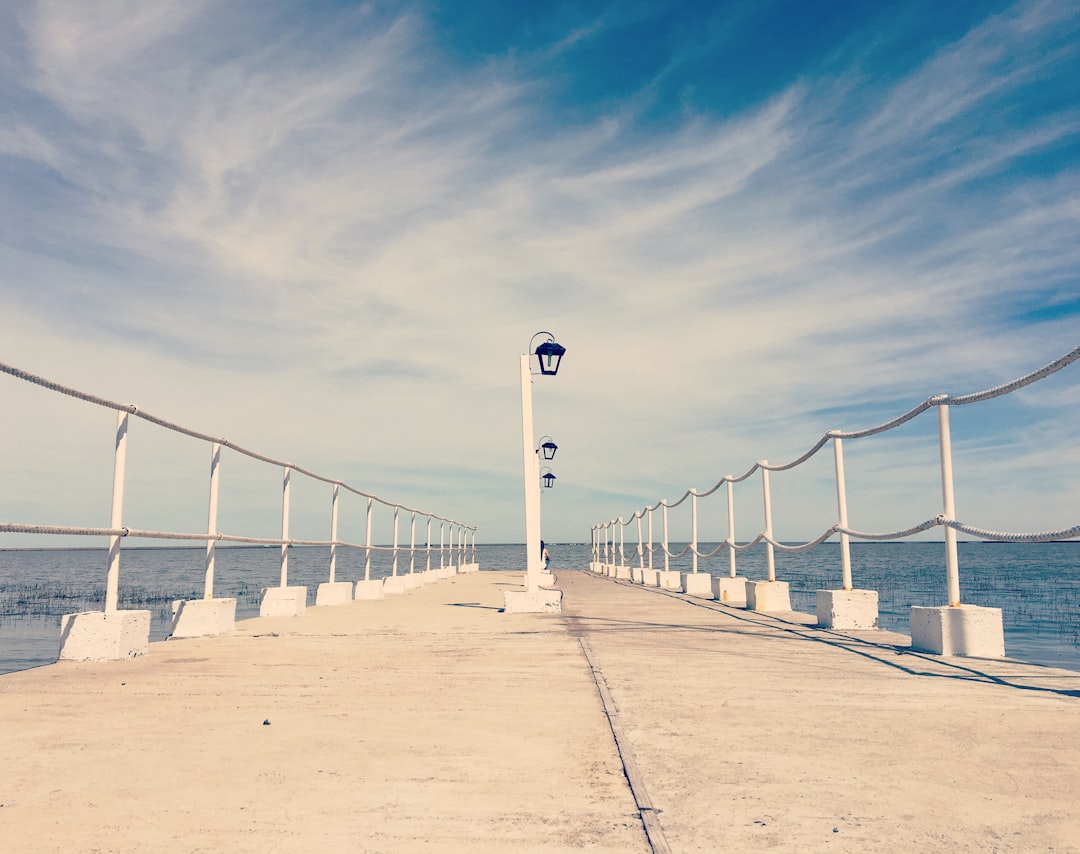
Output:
2,569,1079,852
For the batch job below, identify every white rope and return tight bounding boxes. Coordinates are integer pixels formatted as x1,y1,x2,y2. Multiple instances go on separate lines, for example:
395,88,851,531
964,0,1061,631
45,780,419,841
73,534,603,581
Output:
836,518,943,540
945,344,1080,405
942,519,1080,542
764,528,839,552
601,345,1078,543
0,522,455,550
0,360,474,530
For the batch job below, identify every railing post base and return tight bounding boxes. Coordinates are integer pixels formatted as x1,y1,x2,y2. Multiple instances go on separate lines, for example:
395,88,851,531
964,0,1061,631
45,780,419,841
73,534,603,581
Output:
354,579,385,600
657,570,682,590
910,604,1005,657
815,589,879,630
503,588,563,614
259,586,306,617
713,576,748,606
169,598,236,638
315,581,354,607
59,610,151,661
745,580,792,612
681,572,714,598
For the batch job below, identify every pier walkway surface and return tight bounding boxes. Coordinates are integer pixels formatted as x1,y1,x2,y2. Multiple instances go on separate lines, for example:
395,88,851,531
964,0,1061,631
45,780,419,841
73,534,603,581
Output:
2,569,1079,853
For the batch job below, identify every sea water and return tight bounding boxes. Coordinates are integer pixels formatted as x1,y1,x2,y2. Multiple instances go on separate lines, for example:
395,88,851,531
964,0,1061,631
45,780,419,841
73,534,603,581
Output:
0,541,1077,675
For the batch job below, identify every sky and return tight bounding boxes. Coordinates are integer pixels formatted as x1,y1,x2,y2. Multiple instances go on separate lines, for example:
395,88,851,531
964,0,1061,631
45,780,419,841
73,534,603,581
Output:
1,0,1078,555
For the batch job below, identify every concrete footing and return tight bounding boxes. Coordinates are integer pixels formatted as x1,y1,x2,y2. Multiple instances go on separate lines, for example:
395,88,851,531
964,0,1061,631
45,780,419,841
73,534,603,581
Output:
746,580,791,612
816,589,879,629
614,566,632,580
315,581,355,606
910,604,1005,658
632,567,644,584
354,579,385,600
59,610,152,661
657,570,682,590
169,598,236,639
503,588,563,614
713,576,748,605
642,568,658,587
681,572,715,598
259,586,307,617
383,576,409,595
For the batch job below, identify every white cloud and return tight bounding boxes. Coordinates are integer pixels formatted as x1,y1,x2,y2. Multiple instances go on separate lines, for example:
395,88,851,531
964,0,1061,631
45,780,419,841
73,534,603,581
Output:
1,0,1077,547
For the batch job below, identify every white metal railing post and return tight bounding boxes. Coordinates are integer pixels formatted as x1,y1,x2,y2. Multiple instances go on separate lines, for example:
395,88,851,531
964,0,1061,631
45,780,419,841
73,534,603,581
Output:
392,506,399,577
280,466,291,588
203,440,221,600
938,404,962,606
440,521,446,569
105,410,129,613
726,479,737,578
410,512,416,575
832,436,853,591
647,508,653,571
662,502,670,572
426,516,433,572
760,462,776,582
364,497,373,581
691,490,699,573
636,513,644,569
329,482,340,584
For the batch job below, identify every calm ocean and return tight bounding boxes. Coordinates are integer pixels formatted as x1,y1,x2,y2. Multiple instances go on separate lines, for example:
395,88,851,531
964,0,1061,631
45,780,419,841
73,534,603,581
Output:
1,541,1077,675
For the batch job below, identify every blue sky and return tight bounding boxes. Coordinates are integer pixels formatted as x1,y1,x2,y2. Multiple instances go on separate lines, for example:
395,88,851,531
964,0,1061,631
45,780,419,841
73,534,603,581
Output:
1,0,1078,552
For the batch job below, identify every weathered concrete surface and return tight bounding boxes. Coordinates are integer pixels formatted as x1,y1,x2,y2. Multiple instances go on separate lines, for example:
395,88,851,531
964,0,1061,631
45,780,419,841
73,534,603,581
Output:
0,571,646,854
3,568,1079,853
560,571,1080,853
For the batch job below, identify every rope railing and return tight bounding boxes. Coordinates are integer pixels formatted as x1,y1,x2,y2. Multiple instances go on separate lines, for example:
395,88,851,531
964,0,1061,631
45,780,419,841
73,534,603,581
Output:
590,345,1080,610
0,360,466,521
1,360,479,616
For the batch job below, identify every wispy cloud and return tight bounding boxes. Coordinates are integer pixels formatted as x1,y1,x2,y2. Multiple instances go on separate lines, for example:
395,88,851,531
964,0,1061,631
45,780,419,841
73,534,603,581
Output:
1,0,1077,543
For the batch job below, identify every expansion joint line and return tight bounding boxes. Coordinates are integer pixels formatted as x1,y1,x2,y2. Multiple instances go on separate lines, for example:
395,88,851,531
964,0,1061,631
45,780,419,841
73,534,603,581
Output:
578,635,671,854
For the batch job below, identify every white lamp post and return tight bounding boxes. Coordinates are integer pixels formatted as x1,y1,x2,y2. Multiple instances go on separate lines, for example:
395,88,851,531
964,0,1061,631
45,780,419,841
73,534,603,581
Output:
506,331,566,613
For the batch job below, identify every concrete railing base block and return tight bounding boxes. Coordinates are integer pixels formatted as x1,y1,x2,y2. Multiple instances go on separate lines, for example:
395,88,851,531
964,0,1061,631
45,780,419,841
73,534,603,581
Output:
910,604,1005,657
59,610,151,661
383,576,409,595
354,579,385,600
681,572,715,598
816,589,879,629
642,568,659,587
315,581,355,607
503,588,563,614
259,586,307,617
746,580,791,612
632,567,645,584
614,566,632,580
657,570,682,590
713,576,748,605
169,598,236,639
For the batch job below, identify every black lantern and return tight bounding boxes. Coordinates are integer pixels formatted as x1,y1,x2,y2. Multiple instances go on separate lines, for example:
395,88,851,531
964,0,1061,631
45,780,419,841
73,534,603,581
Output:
541,468,556,488
532,333,566,376
538,437,558,460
